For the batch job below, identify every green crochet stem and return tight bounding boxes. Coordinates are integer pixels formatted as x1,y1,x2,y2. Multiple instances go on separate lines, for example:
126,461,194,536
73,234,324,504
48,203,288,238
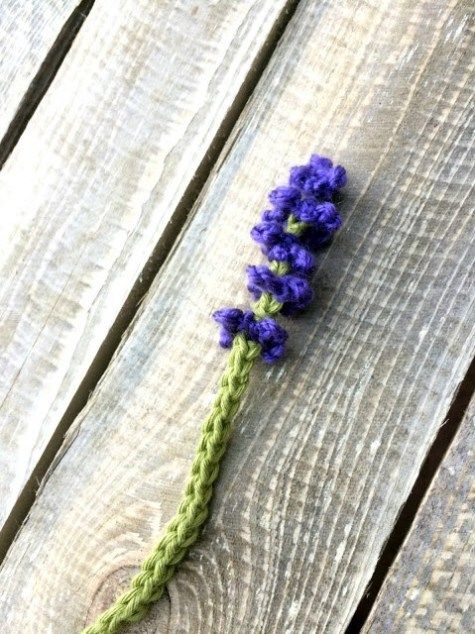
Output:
83,216,305,634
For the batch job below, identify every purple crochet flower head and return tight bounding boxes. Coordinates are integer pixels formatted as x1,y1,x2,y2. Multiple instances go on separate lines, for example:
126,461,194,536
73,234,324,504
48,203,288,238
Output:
289,154,347,199
213,154,346,362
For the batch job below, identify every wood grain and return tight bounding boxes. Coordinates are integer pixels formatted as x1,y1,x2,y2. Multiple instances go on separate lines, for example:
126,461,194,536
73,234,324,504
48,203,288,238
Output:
1,0,474,632
0,0,80,140
365,397,475,633
0,0,291,533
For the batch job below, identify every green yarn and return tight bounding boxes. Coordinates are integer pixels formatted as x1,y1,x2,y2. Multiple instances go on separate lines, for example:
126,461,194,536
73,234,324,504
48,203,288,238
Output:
83,215,308,634
83,334,260,633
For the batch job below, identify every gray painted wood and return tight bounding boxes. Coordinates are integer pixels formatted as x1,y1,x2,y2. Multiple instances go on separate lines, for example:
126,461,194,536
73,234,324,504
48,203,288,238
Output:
0,0,80,140
365,396,475,633
0,0,290,534
1,0,474,632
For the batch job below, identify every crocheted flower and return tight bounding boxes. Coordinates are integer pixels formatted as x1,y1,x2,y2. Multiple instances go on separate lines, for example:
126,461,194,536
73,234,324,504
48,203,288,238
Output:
268,186,301,211
246,266,313,315
213,153,346,362
213,308,287,363
267,240,315,276
289,154,347,199
294,200,341,229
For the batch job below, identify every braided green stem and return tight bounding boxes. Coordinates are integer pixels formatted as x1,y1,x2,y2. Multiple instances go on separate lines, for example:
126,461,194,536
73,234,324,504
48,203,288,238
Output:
83,334,260,633
84,215,308,634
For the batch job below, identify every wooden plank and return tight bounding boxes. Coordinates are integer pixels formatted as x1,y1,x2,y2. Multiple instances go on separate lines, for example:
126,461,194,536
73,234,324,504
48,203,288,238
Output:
1,0,474,632
365,397,475,633
0,0,81,140
0,0,292,532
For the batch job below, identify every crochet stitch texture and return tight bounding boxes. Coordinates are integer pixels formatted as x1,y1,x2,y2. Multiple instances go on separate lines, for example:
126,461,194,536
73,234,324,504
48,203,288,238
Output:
83,154,346,634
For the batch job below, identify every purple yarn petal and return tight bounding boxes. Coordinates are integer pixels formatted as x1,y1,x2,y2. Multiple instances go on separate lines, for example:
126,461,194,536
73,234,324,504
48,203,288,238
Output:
213,307,287,362
301,226,333,250
213,308,245,349
213,308,244,332
290,155,346,200
262,208,289,222
218,330,234,348
332,165,347,189
247,265,313,314
268,185,301,210
309,154,334,171
265,240,315,276
250,221,286,248
295,200,342,233
289,165,314,192
309,154,347,194
248,316,288,363
287,243,315,275
279,276,313,315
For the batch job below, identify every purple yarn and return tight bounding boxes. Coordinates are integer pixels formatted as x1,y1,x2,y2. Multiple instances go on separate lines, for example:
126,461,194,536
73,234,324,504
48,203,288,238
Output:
251,155,345,277
267,241,315,276
261,208,288,223
213,308,288,363
301,226,334,250
247,315,288,363
212,307,245,348
268,185,301,210
251,223,316,275
213,153,346,361
310,154,347,190
247,265,313,315
250,221,286,248
289,154,347,199
294,200,342,231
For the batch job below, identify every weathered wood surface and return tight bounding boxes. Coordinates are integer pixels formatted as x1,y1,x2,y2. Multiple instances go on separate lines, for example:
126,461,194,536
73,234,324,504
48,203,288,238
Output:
365,397,475,633
1,0,474,633
0,0,80,140
0,0,291,533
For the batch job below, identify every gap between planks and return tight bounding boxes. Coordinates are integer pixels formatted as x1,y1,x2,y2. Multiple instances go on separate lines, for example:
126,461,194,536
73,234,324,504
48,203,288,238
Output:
0,0,301,565
363,391,475,632
346,355,475,632
0,0,95,169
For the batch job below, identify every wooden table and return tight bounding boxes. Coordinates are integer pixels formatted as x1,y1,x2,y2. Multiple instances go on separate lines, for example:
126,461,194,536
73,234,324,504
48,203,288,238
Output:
0,1,473,632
